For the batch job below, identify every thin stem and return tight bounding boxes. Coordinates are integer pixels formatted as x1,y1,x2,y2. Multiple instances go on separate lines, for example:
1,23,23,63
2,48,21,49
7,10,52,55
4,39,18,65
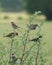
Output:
20,43,26,65
35,41,41,65
20,30,29,65
9,28,16,59
35,22,43,65
9,39,14,59
23,43,36,62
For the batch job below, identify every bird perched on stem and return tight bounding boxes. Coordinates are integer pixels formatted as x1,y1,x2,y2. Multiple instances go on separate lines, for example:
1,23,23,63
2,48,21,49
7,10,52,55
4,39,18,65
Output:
11,22,20,29
11,53,17,63
27,24,39,30
30,38,39,42
9,53,17,63
29,35,42,42
4,32,18,38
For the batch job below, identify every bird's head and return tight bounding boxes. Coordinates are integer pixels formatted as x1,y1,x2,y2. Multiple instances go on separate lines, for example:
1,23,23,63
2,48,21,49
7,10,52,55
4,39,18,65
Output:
11,21,14,24
34,24,39,27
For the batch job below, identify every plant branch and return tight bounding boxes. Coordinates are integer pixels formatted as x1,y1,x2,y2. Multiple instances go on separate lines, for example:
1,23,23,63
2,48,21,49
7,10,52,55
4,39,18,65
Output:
20,30,29,65
23,43,36,62
35,41,41,65
9,39,14,60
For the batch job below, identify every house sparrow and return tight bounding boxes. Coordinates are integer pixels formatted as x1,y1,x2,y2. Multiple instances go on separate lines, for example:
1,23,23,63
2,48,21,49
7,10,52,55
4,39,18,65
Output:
5,32,18,38
27,24,39,30
11,22,20,29
29,38,39,42
29,35,42,42
11,53,17,63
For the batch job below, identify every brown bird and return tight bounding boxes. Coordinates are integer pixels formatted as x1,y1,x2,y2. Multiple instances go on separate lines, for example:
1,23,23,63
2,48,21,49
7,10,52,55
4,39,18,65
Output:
27,24,39,30
29,35,42,42
9,53,17,63
11,22,20,29
5,32,18,38
11,53,17,58
29,38,39,42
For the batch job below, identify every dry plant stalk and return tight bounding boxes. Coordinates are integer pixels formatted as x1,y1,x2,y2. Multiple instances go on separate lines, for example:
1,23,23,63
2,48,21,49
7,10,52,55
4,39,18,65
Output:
35,41,41,65
20,30,29,65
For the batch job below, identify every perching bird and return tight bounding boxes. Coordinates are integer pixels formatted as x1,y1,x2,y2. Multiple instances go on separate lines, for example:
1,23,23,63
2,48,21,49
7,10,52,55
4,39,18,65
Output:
4,32,18,38
27,24,39,30
11,22,20,29
29,35,42,42
29,38,39,42
11,53,17,63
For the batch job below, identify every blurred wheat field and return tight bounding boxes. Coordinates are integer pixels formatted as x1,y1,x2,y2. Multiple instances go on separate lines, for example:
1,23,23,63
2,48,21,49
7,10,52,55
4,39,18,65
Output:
0,12,52,65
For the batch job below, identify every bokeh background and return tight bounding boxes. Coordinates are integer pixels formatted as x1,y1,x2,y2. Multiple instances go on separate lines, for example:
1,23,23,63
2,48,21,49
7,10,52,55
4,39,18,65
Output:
0,0,52,20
